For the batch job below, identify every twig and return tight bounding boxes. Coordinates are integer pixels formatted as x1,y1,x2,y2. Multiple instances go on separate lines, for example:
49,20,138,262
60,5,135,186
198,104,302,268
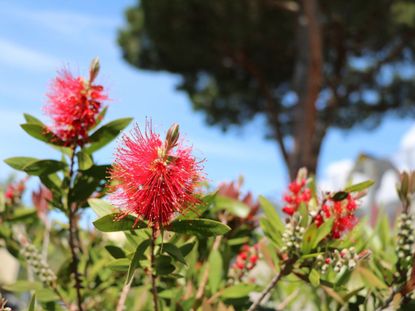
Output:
247,262,294,311
116,278,133,311
150,227,159,311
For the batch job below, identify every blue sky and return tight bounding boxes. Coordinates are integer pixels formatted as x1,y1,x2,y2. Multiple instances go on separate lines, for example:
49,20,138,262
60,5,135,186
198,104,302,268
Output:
0,0,414,199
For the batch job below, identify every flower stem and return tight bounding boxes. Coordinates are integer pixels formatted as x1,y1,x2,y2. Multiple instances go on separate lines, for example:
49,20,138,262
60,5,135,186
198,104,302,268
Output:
247,262,294,311
150,227,159,311
116,278,133,311
67,146,84,311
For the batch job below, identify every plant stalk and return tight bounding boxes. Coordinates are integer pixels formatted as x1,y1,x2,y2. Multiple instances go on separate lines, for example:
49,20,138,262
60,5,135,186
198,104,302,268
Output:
67,146,84,311
247,262,293,311
150,227,159,311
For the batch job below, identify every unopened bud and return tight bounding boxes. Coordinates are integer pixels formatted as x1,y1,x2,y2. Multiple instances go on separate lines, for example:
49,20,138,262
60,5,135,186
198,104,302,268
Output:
165,123,180,149
89,57,100,83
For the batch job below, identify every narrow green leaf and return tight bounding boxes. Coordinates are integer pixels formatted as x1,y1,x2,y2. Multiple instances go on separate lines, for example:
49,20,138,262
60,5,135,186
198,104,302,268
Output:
24,113,43,125
344,180,375,193
105,245,127,259
301,223,318,254
108,258,130,272
221,284,258,299
4,157,38,171
88,198,116,217
163,243,187,265
8,208,36,222
126,239,150,284
93,213,147,232
85,117,133,153
259,195,285,232
214,195,250,218
3,281,42,292
312,218,334,249
77,151,93,170
208,250,223,292
260,218,282,248
20,123,62,145
23,159,66,176
28,294,36,311
155,255,175,275
35,288,59,302
309,269,320,287
167,219,230,237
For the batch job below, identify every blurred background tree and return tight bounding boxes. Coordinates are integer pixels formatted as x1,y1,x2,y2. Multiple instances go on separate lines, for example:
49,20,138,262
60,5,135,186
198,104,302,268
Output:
118,0,415,178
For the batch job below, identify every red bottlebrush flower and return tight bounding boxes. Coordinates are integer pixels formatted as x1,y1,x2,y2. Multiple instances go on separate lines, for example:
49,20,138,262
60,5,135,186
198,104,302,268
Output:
109,121,204,228
316,195,359,239
44,61,107,147
282,174,312,216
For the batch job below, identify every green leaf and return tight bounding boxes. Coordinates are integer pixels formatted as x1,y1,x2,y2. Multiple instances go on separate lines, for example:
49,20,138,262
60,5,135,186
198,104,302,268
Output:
3,281,42,292
24,113,43,125
77,151,93,170
221,284,258,299
155,255,175,275
88,198,116,217
208,250,223,293
23,159,66,176
126,239,150,284
312,218,334,249
93,213,147,232
35,288,59,302
259,195,285,232
28,294,36,311
163,243,187,265
167,219,230,237
214,195,250,218
331,191,348,202
8,208,36,222
309,269,320,287
179,241,196,257
20,123,62,145
344,180,375,193
85,117,133,153
301,223,318,254
260,218,282,248
105,245,127,259
108,258,130,272
4,157,38,171
70,165,109,203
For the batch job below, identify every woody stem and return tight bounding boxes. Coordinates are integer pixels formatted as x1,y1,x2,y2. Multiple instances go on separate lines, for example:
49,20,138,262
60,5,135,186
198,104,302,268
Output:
150,227,159,311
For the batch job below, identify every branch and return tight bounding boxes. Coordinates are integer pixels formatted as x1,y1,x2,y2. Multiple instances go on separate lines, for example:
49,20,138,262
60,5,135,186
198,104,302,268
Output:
116,278,133,311
67,147,84,311
150,227,159,311
247,261,294,311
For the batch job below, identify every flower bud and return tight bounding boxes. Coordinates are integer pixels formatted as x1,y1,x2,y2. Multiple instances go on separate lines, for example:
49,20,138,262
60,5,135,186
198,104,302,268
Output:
165,123,180,151
89,57,100,83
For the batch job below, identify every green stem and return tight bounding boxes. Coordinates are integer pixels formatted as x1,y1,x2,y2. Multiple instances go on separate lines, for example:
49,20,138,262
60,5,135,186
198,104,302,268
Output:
67,146,84,311
150,227,159,311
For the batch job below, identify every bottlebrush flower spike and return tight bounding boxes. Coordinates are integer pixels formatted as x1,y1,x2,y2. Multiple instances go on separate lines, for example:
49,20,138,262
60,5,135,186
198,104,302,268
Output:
109,121,204,228
44,58,107,146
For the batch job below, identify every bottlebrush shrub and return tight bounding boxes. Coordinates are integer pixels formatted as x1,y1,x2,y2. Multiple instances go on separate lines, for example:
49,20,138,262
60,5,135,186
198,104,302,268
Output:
2,59,415,311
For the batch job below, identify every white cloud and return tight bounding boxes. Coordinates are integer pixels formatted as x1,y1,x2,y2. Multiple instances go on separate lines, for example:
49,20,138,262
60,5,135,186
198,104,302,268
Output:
0,38,60,72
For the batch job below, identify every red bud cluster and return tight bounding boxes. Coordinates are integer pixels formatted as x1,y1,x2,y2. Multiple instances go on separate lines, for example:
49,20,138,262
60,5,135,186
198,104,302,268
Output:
282,178,312,216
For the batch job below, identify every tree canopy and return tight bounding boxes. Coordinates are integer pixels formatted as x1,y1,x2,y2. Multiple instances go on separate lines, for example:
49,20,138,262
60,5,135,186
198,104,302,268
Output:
118,0,415,177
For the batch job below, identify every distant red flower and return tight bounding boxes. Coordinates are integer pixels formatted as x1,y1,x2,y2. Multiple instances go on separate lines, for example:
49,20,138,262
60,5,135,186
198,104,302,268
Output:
32,186,52,222
109,122,204,227
4,178,27,206
44,63,107,146
282,179,311,215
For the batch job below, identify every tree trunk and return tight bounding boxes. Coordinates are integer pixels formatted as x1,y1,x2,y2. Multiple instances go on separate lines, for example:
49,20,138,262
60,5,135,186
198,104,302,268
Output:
288,0,323,179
